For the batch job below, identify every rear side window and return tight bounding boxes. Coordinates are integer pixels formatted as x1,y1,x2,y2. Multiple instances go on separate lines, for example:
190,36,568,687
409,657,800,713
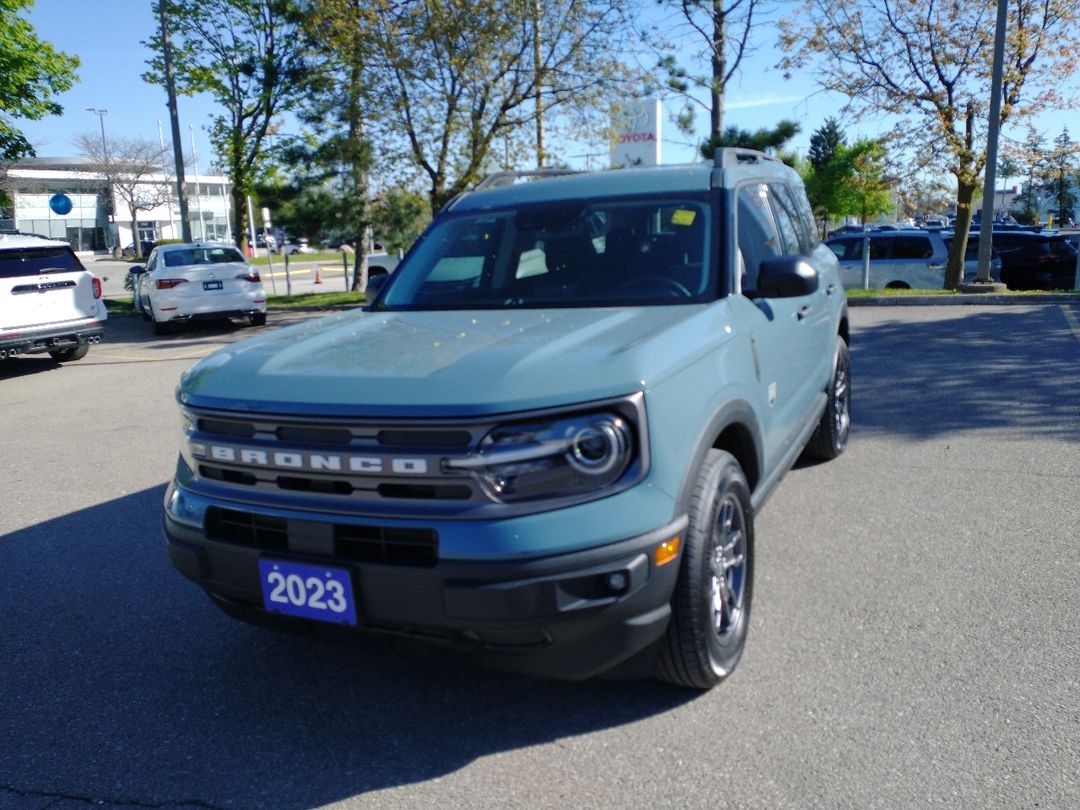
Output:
0,247,83,278
891,236,934,259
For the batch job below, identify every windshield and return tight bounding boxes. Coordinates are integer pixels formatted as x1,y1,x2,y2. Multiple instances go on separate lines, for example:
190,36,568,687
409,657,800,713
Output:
377,195,714,310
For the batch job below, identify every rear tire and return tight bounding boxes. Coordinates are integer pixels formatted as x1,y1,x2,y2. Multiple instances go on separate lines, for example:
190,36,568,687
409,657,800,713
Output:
249,312,267,327
657,449,753,689
49,344,89,362
805,337,851,460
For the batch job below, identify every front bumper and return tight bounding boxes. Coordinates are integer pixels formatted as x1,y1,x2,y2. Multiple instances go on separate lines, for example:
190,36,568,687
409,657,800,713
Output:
164,486,687,680
0,320,105,357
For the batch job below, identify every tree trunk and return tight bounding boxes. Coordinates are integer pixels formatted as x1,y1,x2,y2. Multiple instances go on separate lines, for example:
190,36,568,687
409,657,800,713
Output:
710,1,726,138
945,181,977,289
232,185,248,252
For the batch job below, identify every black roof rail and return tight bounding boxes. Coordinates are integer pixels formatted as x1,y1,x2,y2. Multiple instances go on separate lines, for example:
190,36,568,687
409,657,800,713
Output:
474,168,583,191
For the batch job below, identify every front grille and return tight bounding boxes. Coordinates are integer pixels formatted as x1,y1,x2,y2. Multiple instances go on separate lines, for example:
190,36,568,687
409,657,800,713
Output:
204,506,438,567
185,408,490,507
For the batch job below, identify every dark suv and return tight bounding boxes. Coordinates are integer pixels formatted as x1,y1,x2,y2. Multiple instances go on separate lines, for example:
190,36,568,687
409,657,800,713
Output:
987,231,1078,290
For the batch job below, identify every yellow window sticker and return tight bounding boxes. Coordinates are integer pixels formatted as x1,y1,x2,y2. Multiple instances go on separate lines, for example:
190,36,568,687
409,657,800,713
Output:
671,209,696,226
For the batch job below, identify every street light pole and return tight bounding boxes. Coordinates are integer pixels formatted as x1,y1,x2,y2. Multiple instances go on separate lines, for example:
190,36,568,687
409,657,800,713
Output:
85,108,108,158
86,108,111,251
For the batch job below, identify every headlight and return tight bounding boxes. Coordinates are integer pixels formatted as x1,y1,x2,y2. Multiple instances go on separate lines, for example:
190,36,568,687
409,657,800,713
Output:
178,407,201,471
447,412,636,503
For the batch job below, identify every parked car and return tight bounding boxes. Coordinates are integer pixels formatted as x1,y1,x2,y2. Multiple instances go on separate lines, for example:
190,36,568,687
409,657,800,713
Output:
0,230,106,362
827,224,867,239
983,231,1079,290
130,241,267,334
825,229,949,289
163,151,850,689
279,238,315,256
941,234,1002,282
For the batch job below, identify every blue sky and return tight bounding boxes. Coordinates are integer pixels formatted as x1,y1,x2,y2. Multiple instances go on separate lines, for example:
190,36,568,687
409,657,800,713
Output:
15,0,1075,180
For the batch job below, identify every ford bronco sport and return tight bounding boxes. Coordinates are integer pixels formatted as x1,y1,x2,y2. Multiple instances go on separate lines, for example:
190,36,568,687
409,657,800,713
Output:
164,150,850,688
0,231,107,362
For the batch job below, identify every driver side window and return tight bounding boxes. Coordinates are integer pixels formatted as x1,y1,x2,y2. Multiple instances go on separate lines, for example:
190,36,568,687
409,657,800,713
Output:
736,184,783,292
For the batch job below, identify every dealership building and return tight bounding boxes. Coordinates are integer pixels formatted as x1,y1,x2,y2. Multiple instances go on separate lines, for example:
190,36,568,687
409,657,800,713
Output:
0,157,233,254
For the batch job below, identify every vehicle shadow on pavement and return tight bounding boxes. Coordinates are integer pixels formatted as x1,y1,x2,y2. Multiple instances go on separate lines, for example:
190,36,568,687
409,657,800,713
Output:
0,487,693,809
850,305,1080,443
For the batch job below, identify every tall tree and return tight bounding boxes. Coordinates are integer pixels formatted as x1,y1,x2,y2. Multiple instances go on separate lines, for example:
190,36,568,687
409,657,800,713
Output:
808,117,844,170
653,0,767,145
145,0,308,250
370,0,634,210
1043,128,1079,224
75,133,175,257
781,0,1080,289
294,0,382,290
0,0,79,204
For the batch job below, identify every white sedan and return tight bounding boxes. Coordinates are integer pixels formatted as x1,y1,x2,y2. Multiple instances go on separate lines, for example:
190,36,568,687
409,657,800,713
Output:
131,242,267,334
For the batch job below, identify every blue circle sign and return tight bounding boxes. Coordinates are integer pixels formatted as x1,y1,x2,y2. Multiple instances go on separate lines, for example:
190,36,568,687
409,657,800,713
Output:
49,193,73,215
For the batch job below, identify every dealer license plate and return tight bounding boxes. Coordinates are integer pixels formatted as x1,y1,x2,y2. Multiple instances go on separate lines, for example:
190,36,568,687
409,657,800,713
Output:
258,559,357,626
203,280,223,291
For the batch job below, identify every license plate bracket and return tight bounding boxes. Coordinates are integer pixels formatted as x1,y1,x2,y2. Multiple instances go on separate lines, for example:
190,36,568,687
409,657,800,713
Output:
258,559,357,626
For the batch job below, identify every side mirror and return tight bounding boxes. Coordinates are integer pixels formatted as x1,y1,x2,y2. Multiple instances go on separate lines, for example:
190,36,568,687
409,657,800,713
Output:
748,256,819,299
365,272,390,301
129,265,145,274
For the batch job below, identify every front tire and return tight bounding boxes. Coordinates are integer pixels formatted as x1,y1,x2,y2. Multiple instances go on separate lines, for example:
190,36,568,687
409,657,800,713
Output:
658,449,753,689
805,337,851,460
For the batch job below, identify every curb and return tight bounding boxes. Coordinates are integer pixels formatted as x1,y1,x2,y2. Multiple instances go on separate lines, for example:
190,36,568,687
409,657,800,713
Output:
846,292,1079,307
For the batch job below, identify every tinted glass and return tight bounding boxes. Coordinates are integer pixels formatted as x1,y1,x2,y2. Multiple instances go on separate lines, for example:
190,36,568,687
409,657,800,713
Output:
0,246,82,278
163,246,246,267
891,236,934,259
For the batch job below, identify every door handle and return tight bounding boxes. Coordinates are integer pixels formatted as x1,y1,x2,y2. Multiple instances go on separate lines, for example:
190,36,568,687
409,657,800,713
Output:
825,283,837,296
928,262,945,271
797,305,812,321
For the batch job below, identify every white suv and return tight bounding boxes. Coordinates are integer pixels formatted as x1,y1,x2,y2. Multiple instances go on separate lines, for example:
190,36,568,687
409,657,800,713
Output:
0,231,107,362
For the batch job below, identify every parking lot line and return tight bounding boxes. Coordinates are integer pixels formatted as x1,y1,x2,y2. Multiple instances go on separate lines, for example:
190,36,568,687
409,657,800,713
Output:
1060,304,1080,346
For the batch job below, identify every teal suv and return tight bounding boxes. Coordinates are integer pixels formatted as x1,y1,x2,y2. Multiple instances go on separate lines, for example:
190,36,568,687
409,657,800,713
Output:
164,151,850,689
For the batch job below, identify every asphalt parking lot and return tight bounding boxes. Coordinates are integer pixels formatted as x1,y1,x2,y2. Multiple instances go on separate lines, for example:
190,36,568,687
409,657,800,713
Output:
1,302,1078,809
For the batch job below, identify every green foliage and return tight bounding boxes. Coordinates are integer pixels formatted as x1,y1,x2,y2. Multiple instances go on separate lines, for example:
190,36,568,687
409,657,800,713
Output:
372,188,430,254
804,138,892,226
1043,128,1079,223
0,0,80,161
700,119,801,161
808,118,844,170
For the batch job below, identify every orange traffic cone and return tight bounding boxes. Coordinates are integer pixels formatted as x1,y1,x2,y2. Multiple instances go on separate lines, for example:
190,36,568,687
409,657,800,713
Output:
314,266,323,284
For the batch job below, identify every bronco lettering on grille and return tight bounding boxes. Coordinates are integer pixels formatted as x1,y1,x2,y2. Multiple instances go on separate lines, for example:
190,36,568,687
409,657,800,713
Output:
194,442,430,475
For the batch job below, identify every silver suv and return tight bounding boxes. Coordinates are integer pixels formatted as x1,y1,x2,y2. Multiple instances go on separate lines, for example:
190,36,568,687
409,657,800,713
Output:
0,231,107,362
825,229,1001,289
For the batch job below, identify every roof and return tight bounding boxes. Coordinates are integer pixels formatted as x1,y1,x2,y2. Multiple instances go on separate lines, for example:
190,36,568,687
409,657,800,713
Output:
450,164,716,212
0,231,72,250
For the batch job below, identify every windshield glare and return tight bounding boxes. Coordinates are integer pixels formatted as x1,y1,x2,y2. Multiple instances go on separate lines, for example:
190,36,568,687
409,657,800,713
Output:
379,196,713,309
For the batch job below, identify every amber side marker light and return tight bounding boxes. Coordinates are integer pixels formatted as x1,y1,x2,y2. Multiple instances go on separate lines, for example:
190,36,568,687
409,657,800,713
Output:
655,536,681,566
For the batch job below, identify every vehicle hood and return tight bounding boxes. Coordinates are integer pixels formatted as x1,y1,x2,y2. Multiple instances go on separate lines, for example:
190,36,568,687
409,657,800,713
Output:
179,305,731,417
